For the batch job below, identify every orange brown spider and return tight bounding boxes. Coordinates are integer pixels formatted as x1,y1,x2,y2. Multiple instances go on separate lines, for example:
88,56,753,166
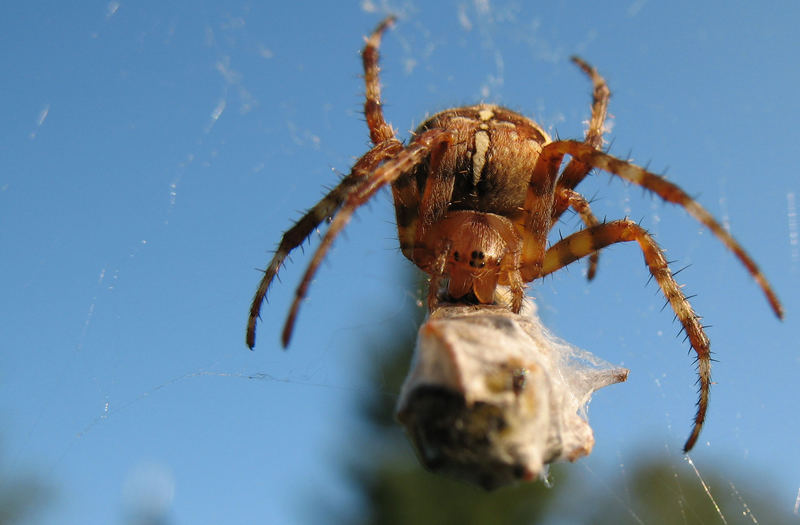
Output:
246,16,783,452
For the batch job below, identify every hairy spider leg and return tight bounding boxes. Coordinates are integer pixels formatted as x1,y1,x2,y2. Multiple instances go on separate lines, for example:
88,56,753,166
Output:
516,139,784,449
554,57,611,194
425,242,450,311
551,57,611,278
393,119,472,263
515,137,562,284
395,132,454,270
555,187,602,277
539,219,709,451
416,132,458,233
281,129,455,347
363,15,397,145
539,139,783,319
246,16,400,349
246,141,403,349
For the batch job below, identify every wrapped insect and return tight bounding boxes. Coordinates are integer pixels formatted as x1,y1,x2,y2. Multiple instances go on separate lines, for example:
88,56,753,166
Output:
396,300,628,489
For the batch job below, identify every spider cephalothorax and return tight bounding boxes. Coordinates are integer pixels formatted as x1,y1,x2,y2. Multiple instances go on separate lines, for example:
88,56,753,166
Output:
415,209,524,310
247,16,782,452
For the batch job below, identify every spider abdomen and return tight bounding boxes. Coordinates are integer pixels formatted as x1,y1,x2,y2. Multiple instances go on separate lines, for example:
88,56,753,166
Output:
394,104,553,265
417,104,550,215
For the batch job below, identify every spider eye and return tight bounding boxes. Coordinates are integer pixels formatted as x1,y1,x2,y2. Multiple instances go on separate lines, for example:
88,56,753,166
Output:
453,251,460,261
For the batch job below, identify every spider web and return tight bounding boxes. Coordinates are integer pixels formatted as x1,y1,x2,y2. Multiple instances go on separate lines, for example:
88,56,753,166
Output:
1,2,797,524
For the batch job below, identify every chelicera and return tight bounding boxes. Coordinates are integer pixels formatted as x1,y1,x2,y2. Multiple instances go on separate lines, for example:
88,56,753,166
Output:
247,16,783,452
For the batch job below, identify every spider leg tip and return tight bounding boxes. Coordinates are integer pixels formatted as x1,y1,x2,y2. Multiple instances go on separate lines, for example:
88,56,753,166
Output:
281,320,295,348
376,14,397,33
773,302,785,320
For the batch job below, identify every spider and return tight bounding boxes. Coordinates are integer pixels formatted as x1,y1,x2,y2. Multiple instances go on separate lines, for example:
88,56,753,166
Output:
247,16,783,452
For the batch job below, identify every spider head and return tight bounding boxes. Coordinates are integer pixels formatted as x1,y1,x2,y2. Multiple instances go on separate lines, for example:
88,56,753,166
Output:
424,211,520,304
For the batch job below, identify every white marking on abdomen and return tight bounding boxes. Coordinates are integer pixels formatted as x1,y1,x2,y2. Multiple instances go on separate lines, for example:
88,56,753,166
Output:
473,130,490,186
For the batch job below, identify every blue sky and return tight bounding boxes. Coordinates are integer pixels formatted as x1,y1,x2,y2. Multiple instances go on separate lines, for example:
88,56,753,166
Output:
1,1,798,523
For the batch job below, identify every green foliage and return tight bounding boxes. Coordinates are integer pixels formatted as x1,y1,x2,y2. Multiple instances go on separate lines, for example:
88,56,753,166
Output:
353,460,559,525
0,462,49,525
